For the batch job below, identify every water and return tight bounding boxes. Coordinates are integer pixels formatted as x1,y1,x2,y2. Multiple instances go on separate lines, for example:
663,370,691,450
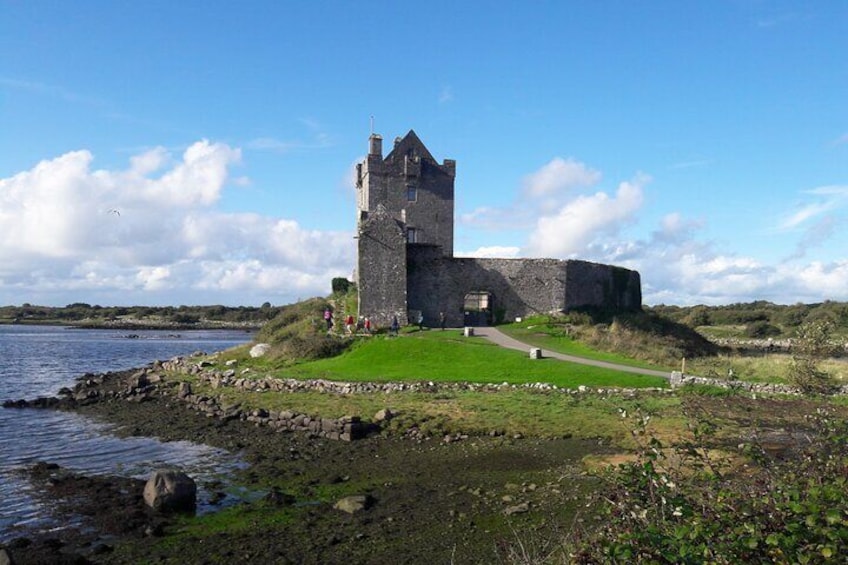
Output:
0,324,253,542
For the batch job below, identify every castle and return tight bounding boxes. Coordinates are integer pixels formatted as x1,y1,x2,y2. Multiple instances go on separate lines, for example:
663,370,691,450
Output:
355,130,642,328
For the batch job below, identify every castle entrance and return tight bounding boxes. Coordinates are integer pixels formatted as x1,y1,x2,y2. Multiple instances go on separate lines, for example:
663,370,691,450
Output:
463,291,492,326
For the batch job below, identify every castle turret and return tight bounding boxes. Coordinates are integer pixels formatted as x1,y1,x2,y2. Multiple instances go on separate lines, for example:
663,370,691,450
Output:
356,130,456,325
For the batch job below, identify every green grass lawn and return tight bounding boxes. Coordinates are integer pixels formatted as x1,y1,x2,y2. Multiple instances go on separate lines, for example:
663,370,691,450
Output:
284,329,668,389
498,322,675,371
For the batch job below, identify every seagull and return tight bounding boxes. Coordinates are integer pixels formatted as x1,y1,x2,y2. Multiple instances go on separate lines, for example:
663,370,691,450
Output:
107,209,121,217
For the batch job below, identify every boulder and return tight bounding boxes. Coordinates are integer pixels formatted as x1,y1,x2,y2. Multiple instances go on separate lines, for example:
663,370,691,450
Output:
373,408,394,423
249,343,271,358
143,469,197,513
333,494,372,514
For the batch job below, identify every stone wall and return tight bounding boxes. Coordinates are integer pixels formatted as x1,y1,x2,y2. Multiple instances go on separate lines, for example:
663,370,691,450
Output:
407,251,642,327
564,260,642,312
379,132,455,254
356,206,408,327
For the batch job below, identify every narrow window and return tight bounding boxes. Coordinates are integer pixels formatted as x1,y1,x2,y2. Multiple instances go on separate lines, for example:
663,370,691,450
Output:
407,228,418,244
406,185,417,202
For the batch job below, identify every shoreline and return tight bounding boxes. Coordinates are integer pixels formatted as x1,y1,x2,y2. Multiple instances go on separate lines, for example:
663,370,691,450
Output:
1,320,260,331
1,362,603,564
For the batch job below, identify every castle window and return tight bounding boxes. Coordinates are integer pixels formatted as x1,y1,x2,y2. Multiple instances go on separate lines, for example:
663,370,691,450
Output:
406,185,417,202
406,228,418,244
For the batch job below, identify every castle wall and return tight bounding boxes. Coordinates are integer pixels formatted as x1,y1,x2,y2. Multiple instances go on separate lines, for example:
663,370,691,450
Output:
407,251,641,327
356,130,643,329
356,210,408,327
564,260,642,312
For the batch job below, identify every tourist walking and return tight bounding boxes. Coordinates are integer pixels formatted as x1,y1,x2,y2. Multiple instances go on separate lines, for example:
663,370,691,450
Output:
390,315,399,336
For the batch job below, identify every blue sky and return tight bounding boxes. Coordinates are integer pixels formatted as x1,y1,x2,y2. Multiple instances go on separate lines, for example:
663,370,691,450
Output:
1,1,846,307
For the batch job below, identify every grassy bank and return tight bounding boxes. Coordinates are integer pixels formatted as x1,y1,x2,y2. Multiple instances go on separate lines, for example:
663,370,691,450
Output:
281,329,669,389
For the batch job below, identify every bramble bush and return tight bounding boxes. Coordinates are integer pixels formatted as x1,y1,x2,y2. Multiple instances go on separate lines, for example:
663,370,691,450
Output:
569,407,848,564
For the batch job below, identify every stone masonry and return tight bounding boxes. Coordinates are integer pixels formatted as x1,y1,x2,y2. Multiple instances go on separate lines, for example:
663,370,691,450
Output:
355,130,642,327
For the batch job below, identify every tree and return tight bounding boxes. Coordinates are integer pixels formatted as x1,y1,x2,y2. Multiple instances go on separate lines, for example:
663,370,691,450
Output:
331,277,352,295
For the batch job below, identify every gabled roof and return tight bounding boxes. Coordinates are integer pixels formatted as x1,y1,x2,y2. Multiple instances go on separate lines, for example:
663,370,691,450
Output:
384,129,436,163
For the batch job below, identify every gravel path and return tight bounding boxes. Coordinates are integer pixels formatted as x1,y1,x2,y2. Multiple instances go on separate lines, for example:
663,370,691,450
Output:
473,326,672,379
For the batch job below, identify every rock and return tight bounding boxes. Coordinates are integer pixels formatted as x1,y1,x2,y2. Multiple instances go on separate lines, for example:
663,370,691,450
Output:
504,501,530,515
334,494,372,514
249,343,271,358
0,548,12,565
143,469,197,513
177,382,192,399
373,408,394,423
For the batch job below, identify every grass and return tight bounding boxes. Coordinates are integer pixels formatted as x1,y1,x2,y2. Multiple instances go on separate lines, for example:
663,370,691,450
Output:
184,371,681,446
498,323,674,371
279,329,669,389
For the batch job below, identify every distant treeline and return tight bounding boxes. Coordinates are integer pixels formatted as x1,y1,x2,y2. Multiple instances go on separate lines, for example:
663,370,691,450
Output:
647,300,848,338
0,302,284,327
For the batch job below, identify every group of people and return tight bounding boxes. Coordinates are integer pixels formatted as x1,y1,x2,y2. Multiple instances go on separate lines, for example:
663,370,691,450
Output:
324,308,447,336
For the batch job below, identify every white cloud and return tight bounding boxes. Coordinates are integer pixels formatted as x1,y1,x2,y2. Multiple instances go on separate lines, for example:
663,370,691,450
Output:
459,246,521,259
522,157,601,198
778,185,848,230
525,174,647,258
0,142,355,306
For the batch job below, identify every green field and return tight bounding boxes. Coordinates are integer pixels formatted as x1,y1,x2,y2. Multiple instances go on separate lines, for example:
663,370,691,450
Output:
283,329,669,389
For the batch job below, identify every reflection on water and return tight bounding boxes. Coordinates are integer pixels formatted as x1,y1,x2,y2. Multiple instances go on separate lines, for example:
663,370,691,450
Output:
0,325,252,541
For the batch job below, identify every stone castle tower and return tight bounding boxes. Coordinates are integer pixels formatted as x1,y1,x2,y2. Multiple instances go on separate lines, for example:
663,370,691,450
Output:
355,130,642,327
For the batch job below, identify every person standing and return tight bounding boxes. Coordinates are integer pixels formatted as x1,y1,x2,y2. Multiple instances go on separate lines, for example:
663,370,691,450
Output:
324,308,333,331
439,312,446,330
417,311,424,331
345,314,355,335
390,315,399,336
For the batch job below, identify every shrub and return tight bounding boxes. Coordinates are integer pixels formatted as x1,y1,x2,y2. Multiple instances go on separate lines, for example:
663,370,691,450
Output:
744,321,781,338
567,407,848,564
788,320,839,394
331,277,352,295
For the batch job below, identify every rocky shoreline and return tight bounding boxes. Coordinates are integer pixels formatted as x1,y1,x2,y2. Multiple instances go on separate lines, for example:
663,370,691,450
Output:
0,358,604,564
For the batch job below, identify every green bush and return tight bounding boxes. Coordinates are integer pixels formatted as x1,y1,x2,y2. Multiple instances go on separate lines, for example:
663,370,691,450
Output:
331,277,352,295
569,408,848,564
744,321,782,338
789,320,839,394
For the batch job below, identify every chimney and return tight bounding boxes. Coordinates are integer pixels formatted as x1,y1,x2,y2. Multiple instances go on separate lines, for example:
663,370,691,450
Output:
369,134,383,157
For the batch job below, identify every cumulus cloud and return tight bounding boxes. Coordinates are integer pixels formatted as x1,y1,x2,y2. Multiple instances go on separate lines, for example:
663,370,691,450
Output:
522,157,601,198
524,173,648,258
0,142,355,305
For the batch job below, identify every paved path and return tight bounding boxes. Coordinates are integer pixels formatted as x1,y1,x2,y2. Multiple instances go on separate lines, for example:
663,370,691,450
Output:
472,326,672,379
